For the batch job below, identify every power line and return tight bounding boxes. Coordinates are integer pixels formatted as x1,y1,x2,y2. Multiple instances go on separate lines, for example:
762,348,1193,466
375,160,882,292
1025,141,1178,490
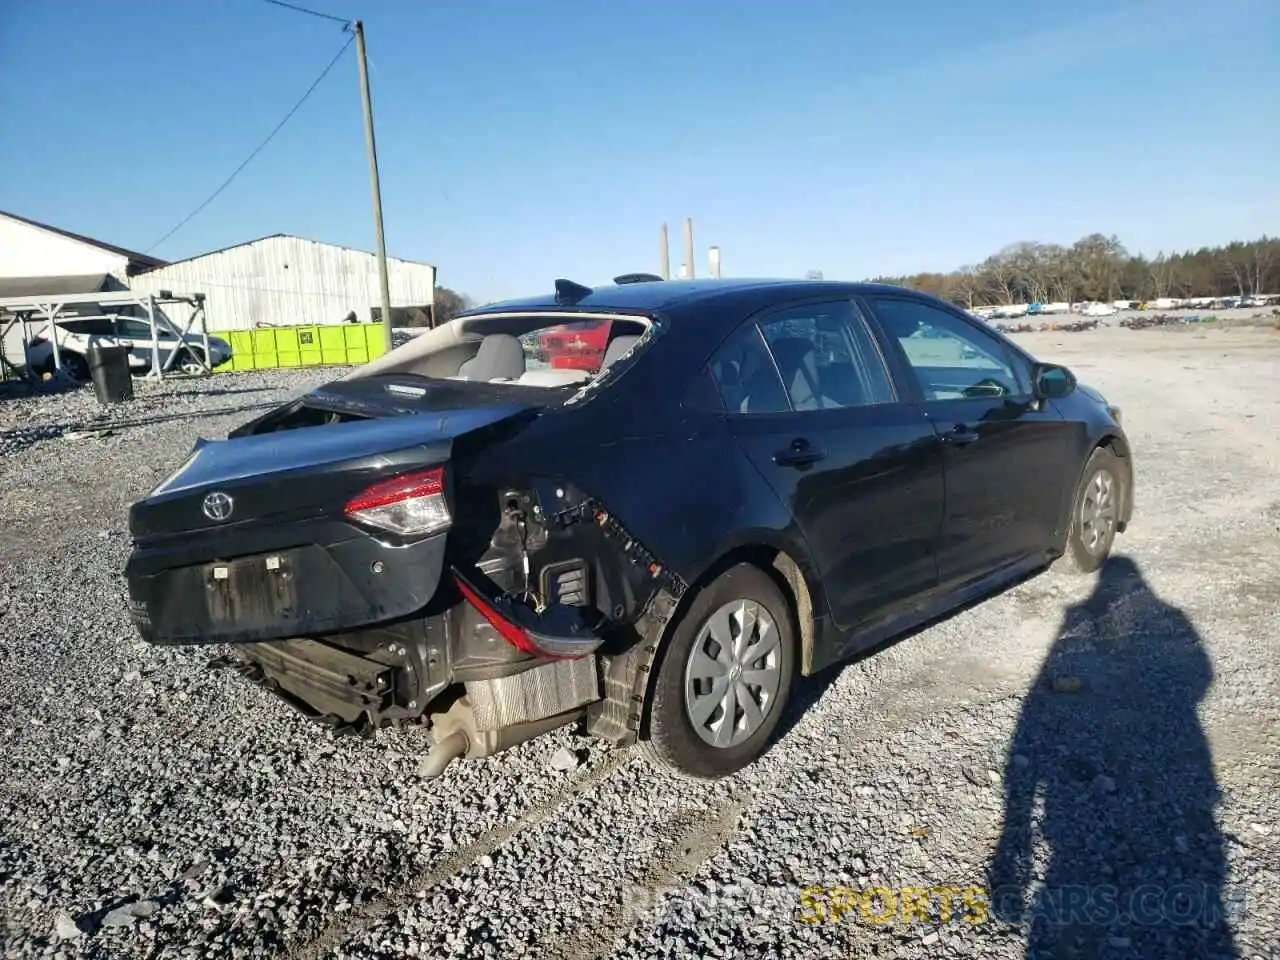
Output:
261,0,351,25
146,33,354,253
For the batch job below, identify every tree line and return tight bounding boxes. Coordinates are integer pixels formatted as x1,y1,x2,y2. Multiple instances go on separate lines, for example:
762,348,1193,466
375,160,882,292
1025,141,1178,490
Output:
390,286,473,327
425,235,1280,319
869,234,1280,308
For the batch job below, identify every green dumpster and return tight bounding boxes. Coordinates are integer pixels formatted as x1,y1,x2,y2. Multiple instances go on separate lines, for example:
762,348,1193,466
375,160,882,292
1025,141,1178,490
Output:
211,323,389,372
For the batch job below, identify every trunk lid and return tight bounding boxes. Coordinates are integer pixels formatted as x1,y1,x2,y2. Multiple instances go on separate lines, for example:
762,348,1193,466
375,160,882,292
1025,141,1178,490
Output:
130,398,537,541
126,380,553,645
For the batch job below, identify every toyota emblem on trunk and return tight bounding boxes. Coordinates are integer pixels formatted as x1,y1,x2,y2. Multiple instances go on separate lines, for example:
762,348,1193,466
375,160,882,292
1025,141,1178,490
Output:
202,491,234,521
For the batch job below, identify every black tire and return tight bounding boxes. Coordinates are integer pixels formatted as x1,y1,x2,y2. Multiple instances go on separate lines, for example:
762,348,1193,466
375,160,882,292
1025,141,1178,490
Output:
61,352,90,382
173,348,206,374
1054,445,1124,574
639,563,796,779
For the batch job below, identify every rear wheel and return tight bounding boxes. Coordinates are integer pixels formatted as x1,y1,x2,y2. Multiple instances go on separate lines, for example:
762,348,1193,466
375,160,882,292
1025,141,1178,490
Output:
639,563,796,779
174,349,206,375
1055,445,1123,574
60,352,90,382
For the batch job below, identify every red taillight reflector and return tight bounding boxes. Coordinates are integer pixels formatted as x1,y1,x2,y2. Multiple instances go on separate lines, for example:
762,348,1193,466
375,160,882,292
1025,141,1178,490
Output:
452,570,603,660
344,466,449,537
345,467,443,512
453,574,542,657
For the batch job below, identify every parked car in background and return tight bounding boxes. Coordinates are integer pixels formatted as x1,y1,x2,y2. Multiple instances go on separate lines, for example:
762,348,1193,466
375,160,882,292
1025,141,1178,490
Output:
535,317,611,371
125,276,1132,780
26,314,232,380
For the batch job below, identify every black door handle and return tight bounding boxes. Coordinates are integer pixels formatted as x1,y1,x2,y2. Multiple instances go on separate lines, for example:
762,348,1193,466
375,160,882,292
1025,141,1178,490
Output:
773,438,827,467
941,424,981,446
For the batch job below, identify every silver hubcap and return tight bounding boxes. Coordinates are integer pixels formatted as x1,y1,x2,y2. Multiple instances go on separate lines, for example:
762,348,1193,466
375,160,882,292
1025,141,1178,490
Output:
1079,468,1118,555
683,599,782,748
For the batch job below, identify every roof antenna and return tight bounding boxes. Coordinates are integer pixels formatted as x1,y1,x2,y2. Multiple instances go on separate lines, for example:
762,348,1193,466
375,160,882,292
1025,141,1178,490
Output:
554,278,593,304
613,272,663,284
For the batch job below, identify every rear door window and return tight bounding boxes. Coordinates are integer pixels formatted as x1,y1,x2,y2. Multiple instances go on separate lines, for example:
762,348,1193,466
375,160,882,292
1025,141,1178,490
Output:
708,324,789,414
60,318,114,336
756,300,896,410
708,300,897,414
116,319,164,340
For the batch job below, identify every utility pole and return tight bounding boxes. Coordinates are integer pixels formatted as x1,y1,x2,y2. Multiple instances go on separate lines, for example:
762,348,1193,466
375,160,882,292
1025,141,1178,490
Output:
354,20,394,354
683,218,695,279
659,223,671,280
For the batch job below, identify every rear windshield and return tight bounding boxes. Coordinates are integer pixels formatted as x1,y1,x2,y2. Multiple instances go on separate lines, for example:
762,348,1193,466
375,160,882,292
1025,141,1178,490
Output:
357,312,655,393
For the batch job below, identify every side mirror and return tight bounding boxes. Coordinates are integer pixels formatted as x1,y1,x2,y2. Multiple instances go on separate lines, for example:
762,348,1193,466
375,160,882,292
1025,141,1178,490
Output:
1032,362,1076,400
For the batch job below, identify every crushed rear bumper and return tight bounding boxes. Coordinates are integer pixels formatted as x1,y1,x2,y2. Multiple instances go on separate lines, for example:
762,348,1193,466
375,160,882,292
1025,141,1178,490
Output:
125,524,447,645
201,569,607,735
215,629,601,738
210,639,401,731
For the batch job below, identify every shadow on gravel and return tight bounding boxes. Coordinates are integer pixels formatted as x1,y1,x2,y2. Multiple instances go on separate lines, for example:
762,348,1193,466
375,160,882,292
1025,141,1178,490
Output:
0,402,280,456
989,555,1239,958
173,386,276,398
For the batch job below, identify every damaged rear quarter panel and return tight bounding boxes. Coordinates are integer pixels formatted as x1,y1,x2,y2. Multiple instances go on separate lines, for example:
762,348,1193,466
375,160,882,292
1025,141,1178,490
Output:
454,388,831,745
460,385,828,635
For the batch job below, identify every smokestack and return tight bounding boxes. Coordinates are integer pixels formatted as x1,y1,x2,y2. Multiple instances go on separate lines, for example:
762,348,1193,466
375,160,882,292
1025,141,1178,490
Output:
708,245,722,278
683,218,695,279
659,223,670,280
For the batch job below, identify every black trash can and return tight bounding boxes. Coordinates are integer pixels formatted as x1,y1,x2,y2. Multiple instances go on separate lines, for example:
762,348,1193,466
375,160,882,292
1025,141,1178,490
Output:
87,344,134,404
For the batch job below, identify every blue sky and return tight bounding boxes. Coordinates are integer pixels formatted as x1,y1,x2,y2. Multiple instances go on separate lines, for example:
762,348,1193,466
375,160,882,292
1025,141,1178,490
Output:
2,0,1276,302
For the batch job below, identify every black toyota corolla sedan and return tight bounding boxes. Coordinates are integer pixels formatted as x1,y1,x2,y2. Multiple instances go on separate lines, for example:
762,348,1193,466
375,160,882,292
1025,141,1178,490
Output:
125,276,1133,779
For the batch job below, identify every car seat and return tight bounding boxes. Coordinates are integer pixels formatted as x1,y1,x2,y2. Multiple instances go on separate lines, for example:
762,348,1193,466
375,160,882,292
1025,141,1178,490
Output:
769,336,843,410
457,333,526,381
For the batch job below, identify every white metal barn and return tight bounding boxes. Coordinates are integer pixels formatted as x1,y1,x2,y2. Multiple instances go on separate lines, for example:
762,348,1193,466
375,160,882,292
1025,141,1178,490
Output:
0,211,171,376
0,210,165,297
128,234,438,331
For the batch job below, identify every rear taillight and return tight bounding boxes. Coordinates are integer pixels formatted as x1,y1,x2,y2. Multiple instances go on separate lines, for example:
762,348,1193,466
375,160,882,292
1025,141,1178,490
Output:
453,570,602,660
344,466,450,536
454,575,543,657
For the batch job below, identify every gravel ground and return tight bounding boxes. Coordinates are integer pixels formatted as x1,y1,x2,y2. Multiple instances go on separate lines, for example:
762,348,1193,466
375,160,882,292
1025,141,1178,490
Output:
2,328,1278,959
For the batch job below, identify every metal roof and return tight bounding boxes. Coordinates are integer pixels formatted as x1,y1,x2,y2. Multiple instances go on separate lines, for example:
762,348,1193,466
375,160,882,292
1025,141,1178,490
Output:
0,289,200,313
134,233,437,274
0,211,167,270
0,274,111,298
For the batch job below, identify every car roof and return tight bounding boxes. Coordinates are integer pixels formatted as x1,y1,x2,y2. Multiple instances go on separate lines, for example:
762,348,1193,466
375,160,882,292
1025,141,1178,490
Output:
462,278,921,317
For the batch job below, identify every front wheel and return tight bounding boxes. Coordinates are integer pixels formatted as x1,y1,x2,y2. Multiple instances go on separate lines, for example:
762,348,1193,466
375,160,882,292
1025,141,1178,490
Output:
1055,445,1124,574
639,563,796,779
174,349,207,375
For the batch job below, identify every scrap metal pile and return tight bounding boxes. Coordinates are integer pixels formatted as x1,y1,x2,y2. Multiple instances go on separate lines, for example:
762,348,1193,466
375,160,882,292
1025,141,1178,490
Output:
994,319,1100,334
1121,309,1278,330
1120,313,1191,330
995,309,1280,335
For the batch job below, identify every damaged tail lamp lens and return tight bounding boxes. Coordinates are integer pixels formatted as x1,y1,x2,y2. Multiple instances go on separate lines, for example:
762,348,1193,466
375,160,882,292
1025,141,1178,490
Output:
453,572,603,661
344,466,451,536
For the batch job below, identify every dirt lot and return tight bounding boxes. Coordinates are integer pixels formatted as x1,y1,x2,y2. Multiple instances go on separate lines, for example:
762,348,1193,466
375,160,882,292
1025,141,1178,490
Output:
1,326,1277,959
